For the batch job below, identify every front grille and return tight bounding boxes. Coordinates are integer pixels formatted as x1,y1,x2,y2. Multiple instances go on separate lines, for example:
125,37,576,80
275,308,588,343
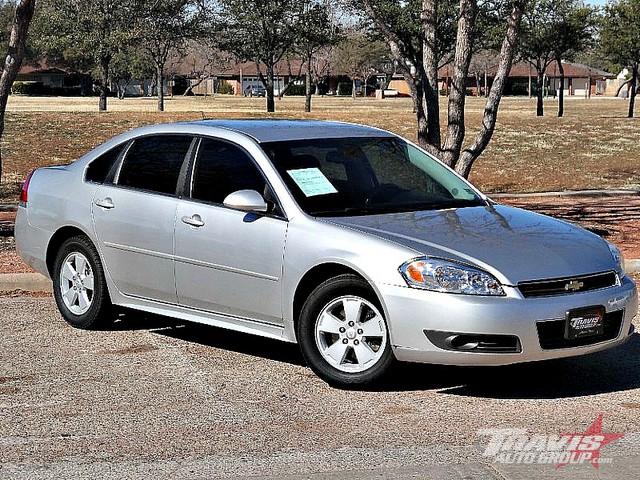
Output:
518,271,618,298
536,310,623,350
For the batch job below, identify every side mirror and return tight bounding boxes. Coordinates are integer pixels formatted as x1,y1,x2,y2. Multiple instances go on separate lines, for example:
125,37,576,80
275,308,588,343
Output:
223,189,268,213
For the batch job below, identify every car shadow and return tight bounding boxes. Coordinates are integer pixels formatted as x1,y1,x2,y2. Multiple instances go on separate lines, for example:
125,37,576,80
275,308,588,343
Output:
111,308,305,366
377,333,640,399
109,309,640,399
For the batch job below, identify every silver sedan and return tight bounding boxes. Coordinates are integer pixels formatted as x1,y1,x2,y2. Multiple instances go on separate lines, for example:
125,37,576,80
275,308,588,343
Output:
15,120,638,387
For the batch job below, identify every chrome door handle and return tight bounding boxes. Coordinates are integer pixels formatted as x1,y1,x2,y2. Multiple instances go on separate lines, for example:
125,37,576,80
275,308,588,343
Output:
181,214,205,227
95,197,114,209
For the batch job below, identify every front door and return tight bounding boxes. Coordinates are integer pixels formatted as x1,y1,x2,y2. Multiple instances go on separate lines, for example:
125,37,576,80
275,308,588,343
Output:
174,137,288,325
92,134,194,303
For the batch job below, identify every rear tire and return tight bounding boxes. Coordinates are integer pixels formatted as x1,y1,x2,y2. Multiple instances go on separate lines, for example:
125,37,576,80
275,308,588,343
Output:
297,274,395,387
52,235,113,329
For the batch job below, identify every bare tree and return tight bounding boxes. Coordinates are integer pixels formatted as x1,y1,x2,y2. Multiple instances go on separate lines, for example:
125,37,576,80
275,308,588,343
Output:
334,32,389,99
178,43,234,96
600,0,640,118
469,50,498,97
364,0,528,177
297,0,338,111
0,0,36,181
138,0,202,111
216,0,304,112
275,55,304,100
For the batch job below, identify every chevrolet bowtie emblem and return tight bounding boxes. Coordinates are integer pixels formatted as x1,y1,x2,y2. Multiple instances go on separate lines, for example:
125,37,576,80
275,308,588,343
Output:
565,280,585,292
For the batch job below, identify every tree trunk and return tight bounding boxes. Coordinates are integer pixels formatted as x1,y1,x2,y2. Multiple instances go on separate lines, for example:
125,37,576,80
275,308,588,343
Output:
0,0,35,182
629,62,638,119
352,78,356,99
265,65,275,112
156,64,164,112
455,0,527,178
99,56,110,112
305,58,312,113
440,0,477,168
557,59,564,118
484,69,488,97
419,0,442,149
536,70,544,116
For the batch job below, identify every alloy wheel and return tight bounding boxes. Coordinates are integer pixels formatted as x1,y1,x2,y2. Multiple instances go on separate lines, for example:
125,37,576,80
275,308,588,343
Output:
59,252,95,315
314,295,388,373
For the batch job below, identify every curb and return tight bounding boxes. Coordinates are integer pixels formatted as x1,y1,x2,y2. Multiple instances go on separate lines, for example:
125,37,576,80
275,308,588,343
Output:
0,273,52,292
492,189,640,199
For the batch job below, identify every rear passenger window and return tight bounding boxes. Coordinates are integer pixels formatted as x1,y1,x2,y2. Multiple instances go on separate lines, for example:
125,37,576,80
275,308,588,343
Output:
191,138,266,204
117,135,192,195
86,144,125,184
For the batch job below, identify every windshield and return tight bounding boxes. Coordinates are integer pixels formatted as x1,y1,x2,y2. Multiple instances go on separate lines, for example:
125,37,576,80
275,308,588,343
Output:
261,137,484,216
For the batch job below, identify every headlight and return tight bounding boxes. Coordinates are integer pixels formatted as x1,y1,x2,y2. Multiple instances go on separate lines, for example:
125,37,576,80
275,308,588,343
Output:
399,257,505,296
607,242,625,274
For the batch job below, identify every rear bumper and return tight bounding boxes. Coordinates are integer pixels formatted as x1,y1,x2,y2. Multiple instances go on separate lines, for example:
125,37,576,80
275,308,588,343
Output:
381,275,637,366
14,206,50,277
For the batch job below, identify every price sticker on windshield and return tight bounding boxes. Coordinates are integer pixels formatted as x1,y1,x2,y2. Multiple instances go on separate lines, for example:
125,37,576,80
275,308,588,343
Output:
287,168,338,197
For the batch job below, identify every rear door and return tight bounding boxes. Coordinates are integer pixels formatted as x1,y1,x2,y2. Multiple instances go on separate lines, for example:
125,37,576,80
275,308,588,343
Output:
174,137,288,324
92,134,194,303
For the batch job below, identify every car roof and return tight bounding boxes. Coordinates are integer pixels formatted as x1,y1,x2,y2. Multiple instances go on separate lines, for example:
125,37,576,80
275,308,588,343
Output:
185,119,394,143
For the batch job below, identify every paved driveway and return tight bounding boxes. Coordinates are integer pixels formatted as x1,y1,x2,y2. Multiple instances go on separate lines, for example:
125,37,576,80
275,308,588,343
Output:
2,297,640,479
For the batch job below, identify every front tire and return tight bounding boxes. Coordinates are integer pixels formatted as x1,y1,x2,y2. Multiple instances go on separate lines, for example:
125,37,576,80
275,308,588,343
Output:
297,274,395,387
52,235,113,329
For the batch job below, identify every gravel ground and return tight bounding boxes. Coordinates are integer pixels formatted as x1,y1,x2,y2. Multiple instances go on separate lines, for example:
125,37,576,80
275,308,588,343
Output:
1,297,640,479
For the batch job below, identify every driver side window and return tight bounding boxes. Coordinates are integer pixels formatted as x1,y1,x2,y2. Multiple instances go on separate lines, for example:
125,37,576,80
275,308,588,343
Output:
191,138,267,205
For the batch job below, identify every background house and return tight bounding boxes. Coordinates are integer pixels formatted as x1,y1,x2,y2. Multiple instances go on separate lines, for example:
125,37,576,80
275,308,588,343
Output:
388,61,615,98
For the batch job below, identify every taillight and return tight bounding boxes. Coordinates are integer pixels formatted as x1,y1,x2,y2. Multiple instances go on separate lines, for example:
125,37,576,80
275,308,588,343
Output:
19,170,35,206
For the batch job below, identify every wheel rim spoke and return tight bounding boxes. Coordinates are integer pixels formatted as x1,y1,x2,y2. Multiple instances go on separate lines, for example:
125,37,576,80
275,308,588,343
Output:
83,272,94,292
353,342,376,365
359,315,384,337
324,340,349,365
63,287,78,306
61,263,76,282
77,291,90,310
74,255,87,276
317,311,343,335
342,298,362,324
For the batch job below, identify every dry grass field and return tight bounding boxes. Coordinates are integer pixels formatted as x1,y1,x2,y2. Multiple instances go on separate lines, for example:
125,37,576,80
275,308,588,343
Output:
0,94,638,200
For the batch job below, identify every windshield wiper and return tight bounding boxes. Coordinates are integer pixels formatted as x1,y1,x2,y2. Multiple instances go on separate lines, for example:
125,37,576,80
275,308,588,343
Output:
310,199,484,217
311,207,375,217
403,199,485,211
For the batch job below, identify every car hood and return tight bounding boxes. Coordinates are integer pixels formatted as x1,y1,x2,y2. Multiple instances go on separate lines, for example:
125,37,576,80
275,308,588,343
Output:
326,204,616,285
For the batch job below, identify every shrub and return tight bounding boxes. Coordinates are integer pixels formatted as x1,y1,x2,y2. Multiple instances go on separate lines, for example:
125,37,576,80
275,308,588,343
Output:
217,80,234,95
284,83,305,96
11,81,84,96
12,81,45,95
337,82,352,96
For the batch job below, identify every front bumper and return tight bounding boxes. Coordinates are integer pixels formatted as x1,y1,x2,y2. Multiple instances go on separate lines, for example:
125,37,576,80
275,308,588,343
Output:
381,275,637,366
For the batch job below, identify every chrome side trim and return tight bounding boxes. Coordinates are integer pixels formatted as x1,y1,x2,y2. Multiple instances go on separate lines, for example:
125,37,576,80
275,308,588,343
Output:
104,241,174,260
173,254,279,281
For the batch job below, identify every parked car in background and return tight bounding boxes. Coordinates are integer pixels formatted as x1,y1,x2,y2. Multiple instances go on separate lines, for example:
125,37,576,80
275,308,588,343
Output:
244,85,266,97
15,120,638,387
